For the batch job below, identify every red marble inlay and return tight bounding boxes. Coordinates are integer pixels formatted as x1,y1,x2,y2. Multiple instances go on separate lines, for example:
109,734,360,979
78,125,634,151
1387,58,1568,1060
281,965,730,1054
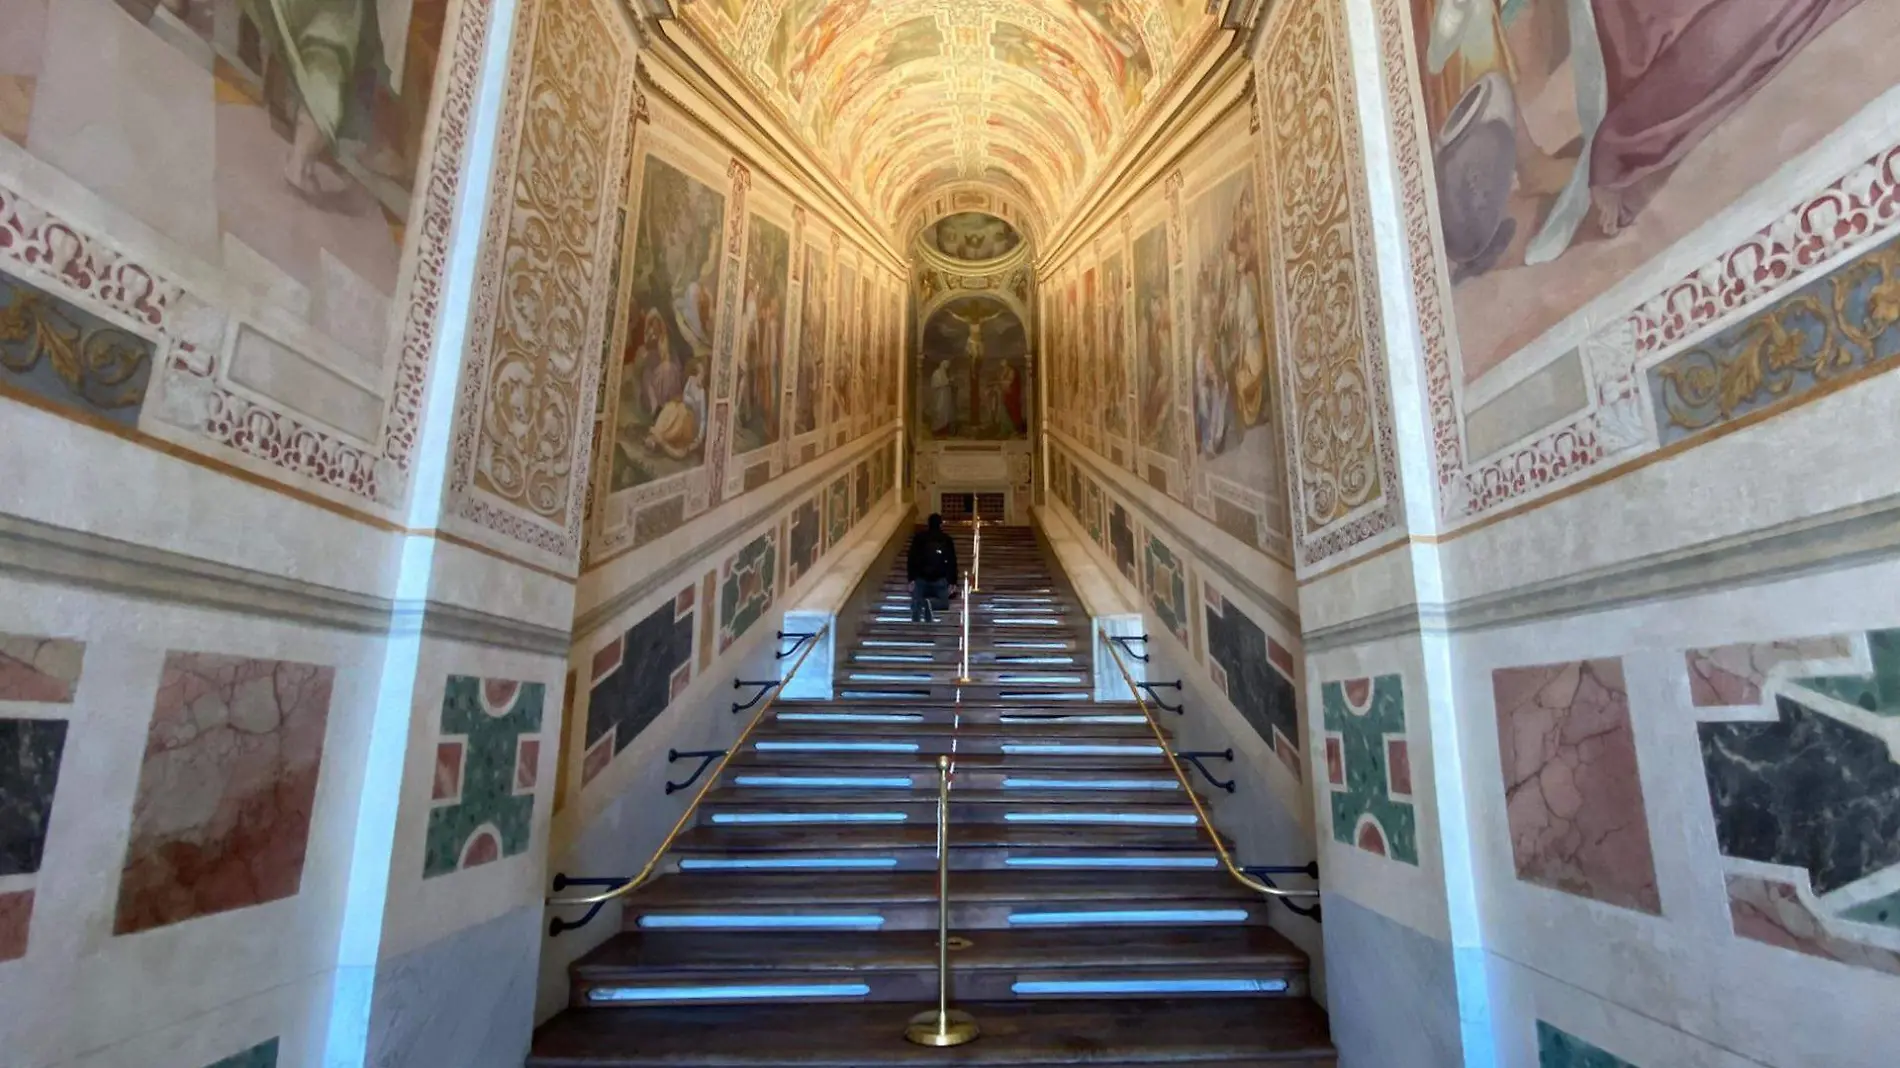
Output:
0,637,84,703
114,653,335,936
0,890,33,961
462,828,501,867
1387,739,1412,795
1342,678,1372,708
516,738,540,791
1274,734,1303,780
670,663,692,701
581,735,614,786
1356,820,1388,857
591,637,624,684
1325,737,1344,785
434,741,464,801
483,679,522,711
676,585,695,614
1266,638,1295,680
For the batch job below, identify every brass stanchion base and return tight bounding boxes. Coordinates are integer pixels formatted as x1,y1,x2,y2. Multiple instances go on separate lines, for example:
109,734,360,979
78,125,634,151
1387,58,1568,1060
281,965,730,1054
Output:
904,1009,980,1047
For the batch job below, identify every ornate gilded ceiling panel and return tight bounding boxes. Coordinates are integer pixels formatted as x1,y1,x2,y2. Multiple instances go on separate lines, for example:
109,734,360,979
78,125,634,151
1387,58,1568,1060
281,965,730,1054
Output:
677,0,1220,240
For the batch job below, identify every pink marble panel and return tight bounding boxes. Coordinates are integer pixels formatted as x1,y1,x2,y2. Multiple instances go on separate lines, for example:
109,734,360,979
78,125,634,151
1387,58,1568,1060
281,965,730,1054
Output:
462,828,501,868
581,735,613,786
1266,637,1295,679
0,888,31,960
1387,739,1412,796
0,635,84,703
1325,736,1344,785
591,636,624,684
114,653,335,936
1492,659,1661,914
1357,820,1387,856
1728,874,1900,977
1685,636,1853,707
515,738,540,791
1274,735,1302,780
433,741,464,801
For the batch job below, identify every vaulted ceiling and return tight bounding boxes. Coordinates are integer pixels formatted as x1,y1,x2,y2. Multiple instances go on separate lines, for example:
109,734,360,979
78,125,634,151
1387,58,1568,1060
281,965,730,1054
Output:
677,0,1221,244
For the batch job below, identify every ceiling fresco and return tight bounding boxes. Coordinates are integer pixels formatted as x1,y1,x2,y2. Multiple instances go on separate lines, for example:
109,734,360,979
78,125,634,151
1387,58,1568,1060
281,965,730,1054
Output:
678,0,1220,239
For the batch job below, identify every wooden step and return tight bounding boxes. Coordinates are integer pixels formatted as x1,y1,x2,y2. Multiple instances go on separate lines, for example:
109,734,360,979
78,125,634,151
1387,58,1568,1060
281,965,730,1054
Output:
697,795,1200,827
722,766,1187,793
567,927,1310,1006
772,706,1145,728
529,998,1334,1066
622,870,1273,932
666,823,1223,873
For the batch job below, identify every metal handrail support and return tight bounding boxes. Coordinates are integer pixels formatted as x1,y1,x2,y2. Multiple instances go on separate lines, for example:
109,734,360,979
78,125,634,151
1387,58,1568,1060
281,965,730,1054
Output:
903,755,980,1046
1136,680,1185,714
544,625,831,933
664,749,725,794
774,630,819,660
1106,634,1152,662
1178,749,1237,793
731,678,779,714
1098,629,1321,904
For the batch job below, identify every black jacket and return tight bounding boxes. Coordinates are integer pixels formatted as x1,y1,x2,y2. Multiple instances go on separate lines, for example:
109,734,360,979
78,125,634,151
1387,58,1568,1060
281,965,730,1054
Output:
907,528,959,583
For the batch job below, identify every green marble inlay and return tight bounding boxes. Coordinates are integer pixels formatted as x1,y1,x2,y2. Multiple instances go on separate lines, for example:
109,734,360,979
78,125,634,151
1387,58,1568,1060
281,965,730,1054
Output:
1144,536,1187,643
720,530,779,649
1841,887,1900,930
206,1037,278,1068
1537,1021,1638,1067
1321,675,1417,865
1798,628,1900,717
424,678,546,878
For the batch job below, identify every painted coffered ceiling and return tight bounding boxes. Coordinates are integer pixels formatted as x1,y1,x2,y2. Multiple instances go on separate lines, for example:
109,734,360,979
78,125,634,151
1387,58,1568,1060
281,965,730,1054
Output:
676,0,1222,242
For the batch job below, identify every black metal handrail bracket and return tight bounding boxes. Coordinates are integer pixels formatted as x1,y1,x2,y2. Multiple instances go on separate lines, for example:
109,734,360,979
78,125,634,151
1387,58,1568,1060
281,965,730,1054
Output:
1136,679,1185,714
731,678,780,714
1241,864,1324,921
547,876,629,936
1177,748,1236,793
665,748,727,794
1104,633,1151,662
775,630,819,661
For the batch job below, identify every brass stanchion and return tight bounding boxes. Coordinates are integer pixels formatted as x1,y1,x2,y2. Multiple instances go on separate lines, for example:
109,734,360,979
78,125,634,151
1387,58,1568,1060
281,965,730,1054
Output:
905,755,980,1047
972,515,982,593
956,572,973,683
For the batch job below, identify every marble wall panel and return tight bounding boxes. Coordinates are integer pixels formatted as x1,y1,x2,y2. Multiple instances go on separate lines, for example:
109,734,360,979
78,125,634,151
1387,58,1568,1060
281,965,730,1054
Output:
1492,658,1660,913
1321,675,1416,863
203,1037,278,1068
1204,582,1300,777
115,652,335,935
1144,535,1190,645
583,587,694,784
1107,501,1135,583
1700,693,1900,898
718,530,778,652
0,636,84,703
424,677,546,878
785,496,822,589
1537,1021,1638,1068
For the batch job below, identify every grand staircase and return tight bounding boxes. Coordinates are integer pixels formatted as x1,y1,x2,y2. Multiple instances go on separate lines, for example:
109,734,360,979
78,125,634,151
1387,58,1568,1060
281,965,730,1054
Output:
529,524,1334,1065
